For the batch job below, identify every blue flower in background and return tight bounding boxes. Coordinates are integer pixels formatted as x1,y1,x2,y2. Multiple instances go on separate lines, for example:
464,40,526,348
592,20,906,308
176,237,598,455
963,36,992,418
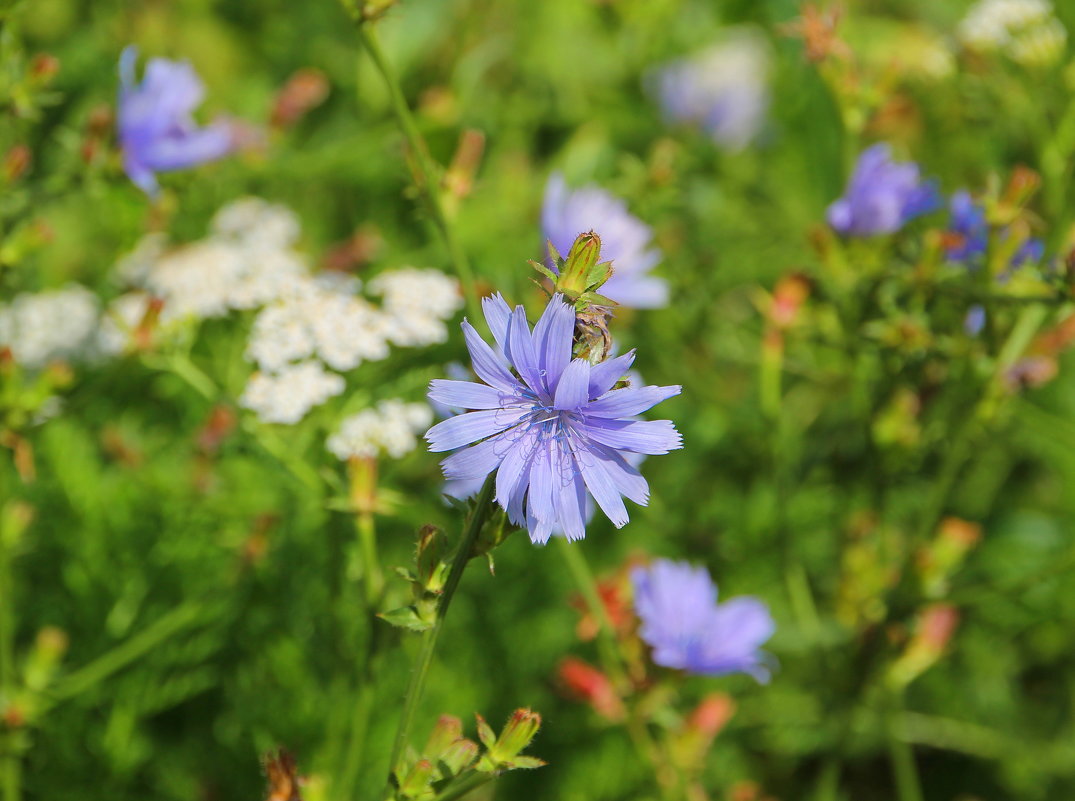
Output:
945,190,1044,268
426,293,682,544
542,173,669,309
118,47,234,195
631,559,775,681
651,31,770,152
827,144,940,237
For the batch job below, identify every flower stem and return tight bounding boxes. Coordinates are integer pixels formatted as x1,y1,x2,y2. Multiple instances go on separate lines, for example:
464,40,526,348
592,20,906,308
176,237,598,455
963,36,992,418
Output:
354,21,481,320
887,698,925,801
429,771,494,801
381,475,496,799
0,494,19,801
358,511,384,607
554,539,680,801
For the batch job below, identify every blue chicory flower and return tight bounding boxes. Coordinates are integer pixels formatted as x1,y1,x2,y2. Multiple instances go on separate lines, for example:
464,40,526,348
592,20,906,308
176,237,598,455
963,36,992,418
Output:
631,559,775,681
651,32,770,151
827,144,941,237
945,190,1044,268
542,173,669,309
425,293,682,544
118,46,234,195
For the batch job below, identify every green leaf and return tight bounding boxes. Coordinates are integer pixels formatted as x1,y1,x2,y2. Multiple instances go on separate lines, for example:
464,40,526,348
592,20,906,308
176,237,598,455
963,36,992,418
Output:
378,606,433,632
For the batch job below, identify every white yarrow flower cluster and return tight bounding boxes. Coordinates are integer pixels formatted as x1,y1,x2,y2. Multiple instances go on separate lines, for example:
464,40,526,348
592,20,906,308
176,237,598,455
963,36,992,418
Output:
958,0,1067,66
239,362,346,425
110,198,462,425
367,267,464,346
327,400,433,460
118,198,307,325
0,286,101,368
245,279,392,373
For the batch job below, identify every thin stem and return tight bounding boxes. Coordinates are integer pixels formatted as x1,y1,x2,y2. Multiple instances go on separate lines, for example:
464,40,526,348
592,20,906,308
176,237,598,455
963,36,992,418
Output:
430,771,494,801
887,703,925,801
0,529,18,801
554,538,628,689
381,475,496,799
554,539,679,801
337,637,384,801
354,22,480,320
358,512,384,607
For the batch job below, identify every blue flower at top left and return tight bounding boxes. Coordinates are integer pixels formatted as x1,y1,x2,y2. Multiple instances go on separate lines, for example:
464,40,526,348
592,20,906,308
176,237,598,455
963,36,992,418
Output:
118,46,234,196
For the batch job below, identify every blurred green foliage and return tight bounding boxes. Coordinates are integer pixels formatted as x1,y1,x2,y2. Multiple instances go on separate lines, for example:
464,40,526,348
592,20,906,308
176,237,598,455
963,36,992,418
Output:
3,0,1075,800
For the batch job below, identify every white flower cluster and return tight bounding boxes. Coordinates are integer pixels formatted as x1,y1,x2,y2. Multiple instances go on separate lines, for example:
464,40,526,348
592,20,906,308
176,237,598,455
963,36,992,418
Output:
958,0,1067,66
368,268,464,347
238,361,346,425
0,285,101,368
245,278,392,373
326,400,433,460
243,267,460,424
108,198,462,425
140,200,307,322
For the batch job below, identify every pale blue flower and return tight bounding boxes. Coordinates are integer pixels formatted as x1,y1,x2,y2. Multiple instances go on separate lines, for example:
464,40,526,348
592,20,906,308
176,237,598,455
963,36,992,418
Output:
426,293,682,544
542,173,669,309
632,559,775,681
652,32,770,151
827,144,940,237
118,46,234,195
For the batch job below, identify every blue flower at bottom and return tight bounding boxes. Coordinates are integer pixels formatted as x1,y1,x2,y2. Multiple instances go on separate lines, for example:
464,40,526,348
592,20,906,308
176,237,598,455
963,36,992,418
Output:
631,559,775,681
425,293,682,544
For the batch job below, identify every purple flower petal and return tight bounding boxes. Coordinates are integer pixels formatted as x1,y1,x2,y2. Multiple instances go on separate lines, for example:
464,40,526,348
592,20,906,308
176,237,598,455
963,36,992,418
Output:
554,359,591,411
425,408,529,452
586,384,682,418
462,319,516,392
428,379,512,410
585,418,684,455
588,350,637,397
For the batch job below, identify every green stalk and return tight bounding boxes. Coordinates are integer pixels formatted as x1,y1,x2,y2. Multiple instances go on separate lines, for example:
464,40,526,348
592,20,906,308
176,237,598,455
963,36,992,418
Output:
430,771,494,801
887,692,925,801
354,22,481,320
554,538,680,801
335,509,386,801
381,475,496,800
358,512,384,607
0,494,19,801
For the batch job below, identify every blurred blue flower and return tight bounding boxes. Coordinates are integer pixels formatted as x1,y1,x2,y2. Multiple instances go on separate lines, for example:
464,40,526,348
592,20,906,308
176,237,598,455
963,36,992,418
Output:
651,32,770,151
945,190,1044,267
118,46,234,195
964,305,987,336
631,559,774,681
426,293,682,544
827,144,940,237
542,173,669,309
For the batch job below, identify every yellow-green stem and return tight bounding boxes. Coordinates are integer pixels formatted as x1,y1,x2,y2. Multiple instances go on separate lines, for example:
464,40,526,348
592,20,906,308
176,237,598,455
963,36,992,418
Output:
554,538,680,801
354,22,481,320
380,475,496,800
